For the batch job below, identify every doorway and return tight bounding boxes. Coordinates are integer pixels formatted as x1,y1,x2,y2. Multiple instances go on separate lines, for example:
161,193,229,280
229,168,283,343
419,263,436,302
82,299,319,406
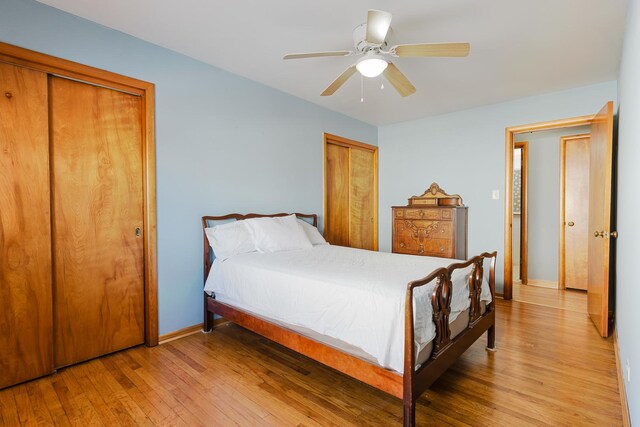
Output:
504,102,616,337
512,141,528,285
512,127,590,293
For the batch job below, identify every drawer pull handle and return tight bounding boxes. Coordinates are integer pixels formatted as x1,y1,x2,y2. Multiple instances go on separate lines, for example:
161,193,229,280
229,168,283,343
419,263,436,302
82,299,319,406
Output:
439,247,444,252
399,242,405,248
418,248,424,254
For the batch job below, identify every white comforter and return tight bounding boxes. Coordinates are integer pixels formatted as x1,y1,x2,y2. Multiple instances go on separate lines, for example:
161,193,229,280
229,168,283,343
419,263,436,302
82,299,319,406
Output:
204,245,491,373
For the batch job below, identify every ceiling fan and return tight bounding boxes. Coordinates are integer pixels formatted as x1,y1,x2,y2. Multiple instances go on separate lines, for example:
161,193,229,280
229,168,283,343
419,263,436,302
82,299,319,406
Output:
283,10,470,97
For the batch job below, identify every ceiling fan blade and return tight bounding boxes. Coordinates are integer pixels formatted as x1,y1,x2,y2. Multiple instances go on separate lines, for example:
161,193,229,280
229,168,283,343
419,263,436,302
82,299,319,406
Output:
392,42,470,57
383,62,416,97
321,65,357,96
283,51,351,60
366,10,392,45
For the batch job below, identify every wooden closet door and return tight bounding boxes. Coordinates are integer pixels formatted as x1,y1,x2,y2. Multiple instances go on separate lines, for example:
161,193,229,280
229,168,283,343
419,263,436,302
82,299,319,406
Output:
50,76,145,367
324,135,378,250
325,143,350,246
0,63,54,388
349,148,375,249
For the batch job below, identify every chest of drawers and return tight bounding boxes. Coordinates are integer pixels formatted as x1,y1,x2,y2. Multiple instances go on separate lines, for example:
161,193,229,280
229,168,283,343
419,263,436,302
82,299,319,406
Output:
391,183,468,259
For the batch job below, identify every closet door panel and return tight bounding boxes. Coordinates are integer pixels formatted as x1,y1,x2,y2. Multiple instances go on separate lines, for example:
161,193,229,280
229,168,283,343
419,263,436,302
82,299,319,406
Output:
0,63,53,388
325,143,350,246
349,148,375,250
50,76,144,367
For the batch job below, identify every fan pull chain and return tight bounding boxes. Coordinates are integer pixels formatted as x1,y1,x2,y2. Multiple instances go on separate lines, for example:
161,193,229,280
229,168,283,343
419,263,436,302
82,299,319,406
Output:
360,74,364,103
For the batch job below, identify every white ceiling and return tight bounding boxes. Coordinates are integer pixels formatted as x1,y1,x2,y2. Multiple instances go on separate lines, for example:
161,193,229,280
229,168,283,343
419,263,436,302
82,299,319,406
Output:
37,0,627,126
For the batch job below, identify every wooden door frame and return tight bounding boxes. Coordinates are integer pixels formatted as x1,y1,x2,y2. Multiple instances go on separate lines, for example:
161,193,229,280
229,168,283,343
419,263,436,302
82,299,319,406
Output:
513,141,528,285
0,42,158,346
504,115,593,300
323,133,378,250
558,133,591,290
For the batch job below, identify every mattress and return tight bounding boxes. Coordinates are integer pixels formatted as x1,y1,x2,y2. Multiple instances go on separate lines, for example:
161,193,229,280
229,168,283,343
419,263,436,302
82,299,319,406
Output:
205,245,491,374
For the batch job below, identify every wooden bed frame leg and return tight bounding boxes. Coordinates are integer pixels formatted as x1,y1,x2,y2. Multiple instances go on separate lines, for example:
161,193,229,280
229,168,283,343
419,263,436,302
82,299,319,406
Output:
203,294,213,333
203,313,213,333
486,324,496,352
403,398,416,427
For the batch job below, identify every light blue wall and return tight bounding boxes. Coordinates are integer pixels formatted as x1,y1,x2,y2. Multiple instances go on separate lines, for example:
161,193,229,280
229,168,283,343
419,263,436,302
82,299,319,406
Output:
514,126,590,282
616,0,640,422
0,0,377,335
378,81,617,291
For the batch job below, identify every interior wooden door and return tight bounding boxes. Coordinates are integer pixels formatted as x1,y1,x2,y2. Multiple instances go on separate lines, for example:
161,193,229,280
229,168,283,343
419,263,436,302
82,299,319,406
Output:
50,76,145,367
562,135,590,291
349,148,375,249
587,101,614,337
324,134,377,250
325,143,350,246
0,62,54,388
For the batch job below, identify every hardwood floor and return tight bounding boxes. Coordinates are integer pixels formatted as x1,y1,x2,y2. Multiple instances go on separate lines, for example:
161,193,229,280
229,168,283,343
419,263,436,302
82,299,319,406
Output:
513,282,587,313
0,299,622,426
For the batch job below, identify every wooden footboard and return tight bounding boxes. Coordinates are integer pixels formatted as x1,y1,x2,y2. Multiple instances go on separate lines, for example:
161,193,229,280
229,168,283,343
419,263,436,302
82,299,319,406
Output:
202,213,496,427
402,251,497,426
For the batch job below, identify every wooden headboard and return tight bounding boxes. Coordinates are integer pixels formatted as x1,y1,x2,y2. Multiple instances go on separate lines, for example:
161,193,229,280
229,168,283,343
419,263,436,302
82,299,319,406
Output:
201,213,318,282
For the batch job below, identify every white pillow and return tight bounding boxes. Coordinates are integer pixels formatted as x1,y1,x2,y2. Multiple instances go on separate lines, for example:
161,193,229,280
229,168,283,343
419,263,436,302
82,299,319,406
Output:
297,218,328,245
245,214,313,253
205,220,255,261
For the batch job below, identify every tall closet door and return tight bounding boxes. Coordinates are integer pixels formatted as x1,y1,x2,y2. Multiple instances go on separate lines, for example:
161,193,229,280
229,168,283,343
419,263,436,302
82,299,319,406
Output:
49,76,145,367
0,63,54,388
349,148,375,249
324,135,378,250
325,143,351,246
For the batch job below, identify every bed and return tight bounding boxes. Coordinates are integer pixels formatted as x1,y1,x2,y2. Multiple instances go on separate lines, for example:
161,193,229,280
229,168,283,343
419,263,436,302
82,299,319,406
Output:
202,213,496,427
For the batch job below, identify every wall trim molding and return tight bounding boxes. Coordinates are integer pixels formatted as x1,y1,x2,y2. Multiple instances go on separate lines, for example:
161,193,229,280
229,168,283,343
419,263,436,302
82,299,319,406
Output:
159,319,229,344
614,329,631,427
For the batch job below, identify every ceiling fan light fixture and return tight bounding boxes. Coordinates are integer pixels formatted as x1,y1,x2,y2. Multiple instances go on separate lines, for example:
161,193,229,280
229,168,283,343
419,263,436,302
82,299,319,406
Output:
356,56,388,78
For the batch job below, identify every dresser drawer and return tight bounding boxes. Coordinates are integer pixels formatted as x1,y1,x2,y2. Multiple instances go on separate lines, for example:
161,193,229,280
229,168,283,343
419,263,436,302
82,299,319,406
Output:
394,208,454,221
421,239,453,257
395,238,452,257
394,219,453,239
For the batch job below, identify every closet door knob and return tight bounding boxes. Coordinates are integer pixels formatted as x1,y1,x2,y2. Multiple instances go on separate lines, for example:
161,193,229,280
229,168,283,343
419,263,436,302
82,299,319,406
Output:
135,227,141,237
567,221,574,227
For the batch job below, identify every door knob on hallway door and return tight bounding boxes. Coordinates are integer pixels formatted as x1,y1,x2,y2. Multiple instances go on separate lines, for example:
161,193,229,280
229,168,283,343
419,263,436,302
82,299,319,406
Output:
594,230,605,237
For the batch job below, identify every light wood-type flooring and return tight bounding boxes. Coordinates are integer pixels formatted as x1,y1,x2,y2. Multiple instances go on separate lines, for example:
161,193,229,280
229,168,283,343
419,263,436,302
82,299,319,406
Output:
0,298,622,426
513,282,587,314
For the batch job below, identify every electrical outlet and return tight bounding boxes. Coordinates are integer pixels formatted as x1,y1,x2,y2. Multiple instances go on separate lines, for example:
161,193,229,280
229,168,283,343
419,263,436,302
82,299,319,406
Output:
626,359,631,382
492,190,500,200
